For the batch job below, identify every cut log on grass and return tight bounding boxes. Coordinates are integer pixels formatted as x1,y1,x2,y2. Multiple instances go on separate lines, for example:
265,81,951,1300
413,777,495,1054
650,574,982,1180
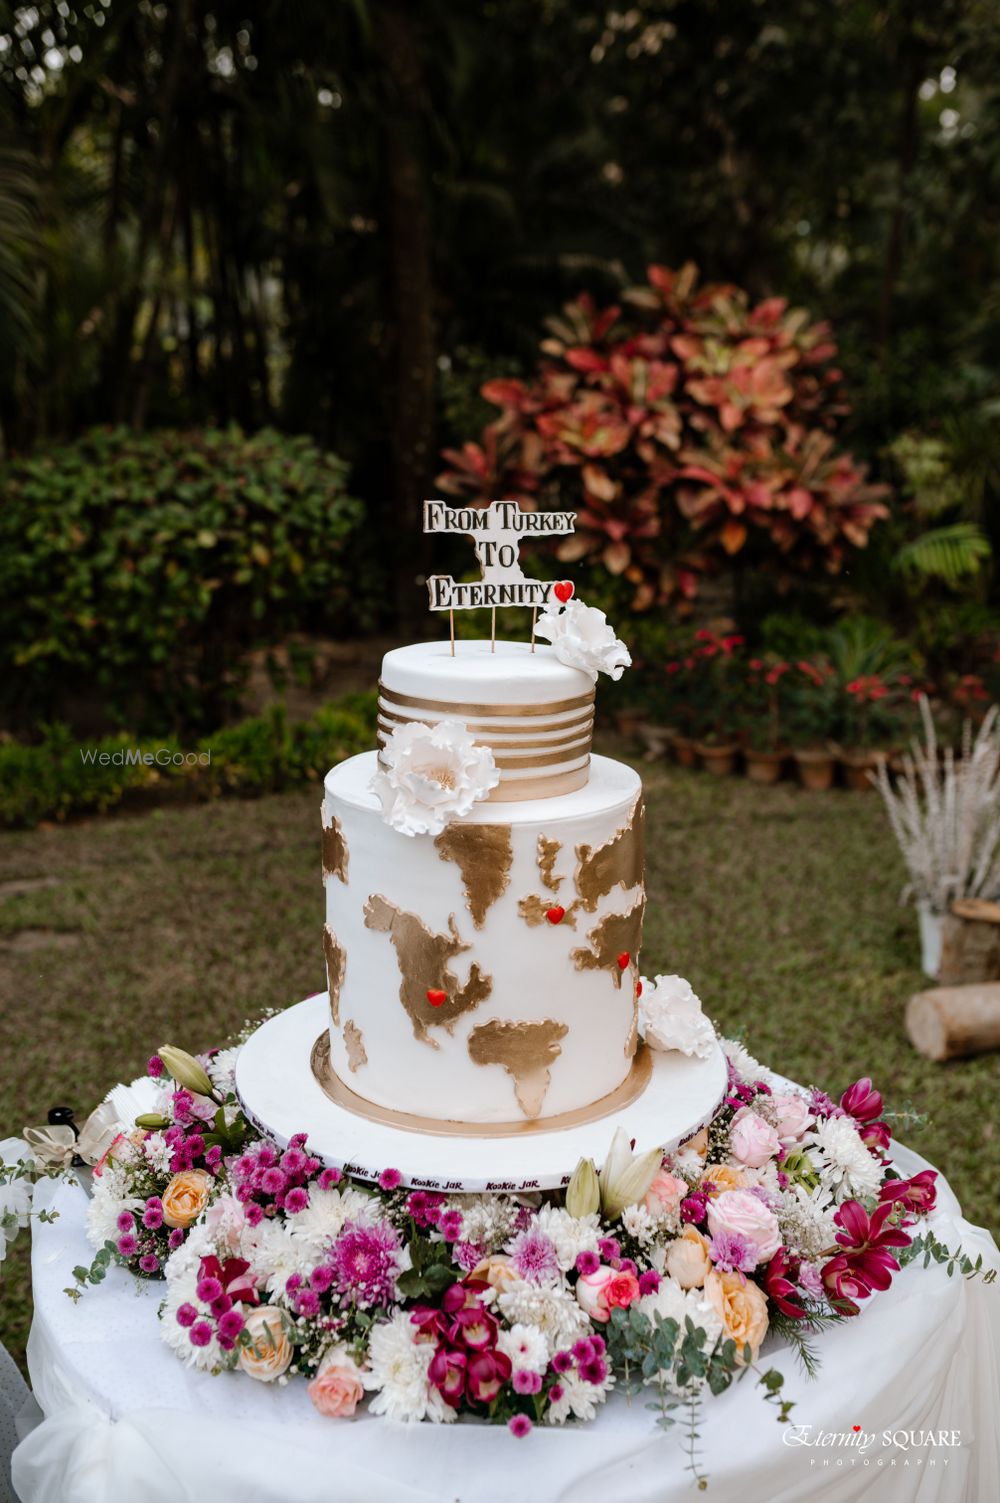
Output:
906,982,1000,1061
936,898,1000,985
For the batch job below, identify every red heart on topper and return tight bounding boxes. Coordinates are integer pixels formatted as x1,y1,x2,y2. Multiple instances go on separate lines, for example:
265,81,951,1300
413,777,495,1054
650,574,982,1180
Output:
617,952,630,970
426,988,447,1008
553,580,574,603
545,905,566,925
852,1426,861,1433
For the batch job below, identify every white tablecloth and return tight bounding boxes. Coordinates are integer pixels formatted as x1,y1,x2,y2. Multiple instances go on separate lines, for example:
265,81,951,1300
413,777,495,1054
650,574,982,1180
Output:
11,1144,1000,1503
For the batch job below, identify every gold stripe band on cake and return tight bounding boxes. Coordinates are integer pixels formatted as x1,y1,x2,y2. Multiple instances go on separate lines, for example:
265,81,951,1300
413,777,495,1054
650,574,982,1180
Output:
378,682,595,718
377,709,595,745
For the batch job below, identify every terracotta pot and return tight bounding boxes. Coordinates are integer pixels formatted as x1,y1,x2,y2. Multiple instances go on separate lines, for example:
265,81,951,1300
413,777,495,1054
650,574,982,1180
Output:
637,722,674,760
839,747,884,792
614,708,644,738
694,740,739,776
744,748,784,785
673,734,698,768
792,747,836,792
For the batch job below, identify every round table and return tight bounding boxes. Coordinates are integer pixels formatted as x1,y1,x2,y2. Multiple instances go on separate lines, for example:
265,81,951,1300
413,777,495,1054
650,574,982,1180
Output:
11,1144,1000,1503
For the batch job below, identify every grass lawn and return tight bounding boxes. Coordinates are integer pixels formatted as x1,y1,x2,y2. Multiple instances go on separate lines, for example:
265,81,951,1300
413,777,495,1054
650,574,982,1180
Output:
2,744,998,1370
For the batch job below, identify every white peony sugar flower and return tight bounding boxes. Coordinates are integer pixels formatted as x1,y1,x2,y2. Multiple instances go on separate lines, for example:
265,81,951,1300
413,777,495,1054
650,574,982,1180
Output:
535,598,631,683
640,975,716,1059
371,719,500,837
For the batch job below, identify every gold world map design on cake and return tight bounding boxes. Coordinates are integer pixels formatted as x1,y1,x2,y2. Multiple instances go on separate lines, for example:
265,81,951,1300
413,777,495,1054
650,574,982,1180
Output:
537,836,563,893
321,811,349,884
467,1018,569,1118
343,1019,367,1072
363,894,492,1046
433,824,513,928
517,894,581,929
572,895,646,990
574,793,644,911
323,924,347,1027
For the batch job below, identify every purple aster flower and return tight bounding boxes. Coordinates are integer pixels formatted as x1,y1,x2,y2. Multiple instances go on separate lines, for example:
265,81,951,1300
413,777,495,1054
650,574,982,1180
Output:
168,1228,185,1250
142,1201,163,1231
331,1220,403,1308
597,1237,621,1263
575,1250,600,1275
282,1147,307,1176
453,1240,486,1273
218,1309,244,1340
289,1133,309,1151
638,1269,660,1296
117,1233,138,1258
294,1289,320,1317
116,1210,135,1232
205,1145,222,1169
139,1254,160,1275
310,1264,334,1293
210,1295,233,1318
507,1225,559,1285
196,1276,223,1303
439,1210,463,1242
176,1303,197,1328
512,1369,542,1395
616,1256,638,1276
551,1349,573,1375
245,1203,263,1227
260,1168,286,1196
256,1143,277,1169
808,1088,843,1120
407,1191,444,1227
708,1230,757,1275
590,1335,606,1356
579,1356,608,1386
147,1054,164,1078
571,1337,595,1366
509,1415,532,1438
284,1187,309,1214
189,1321,213,1348
378,1167,402,1192
318,1167,342,1190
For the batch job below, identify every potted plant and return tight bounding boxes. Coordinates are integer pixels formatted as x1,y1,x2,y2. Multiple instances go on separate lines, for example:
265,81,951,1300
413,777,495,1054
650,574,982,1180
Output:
785,660,838,790
836,674,893,790
691,629,743,774
875,697,1000,977
739,656,788,783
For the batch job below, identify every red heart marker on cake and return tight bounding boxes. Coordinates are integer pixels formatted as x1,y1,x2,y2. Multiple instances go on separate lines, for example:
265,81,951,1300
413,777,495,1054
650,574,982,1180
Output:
553,580,574,603
852,1426,861,1432
426,989,447,1008
636,980,643,997
546,906,566,925
617,952,630,970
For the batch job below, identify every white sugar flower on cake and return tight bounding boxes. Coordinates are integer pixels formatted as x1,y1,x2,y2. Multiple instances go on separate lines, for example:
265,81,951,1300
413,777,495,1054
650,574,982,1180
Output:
639,974,716,1059
371,719,500,837
535,597,631,682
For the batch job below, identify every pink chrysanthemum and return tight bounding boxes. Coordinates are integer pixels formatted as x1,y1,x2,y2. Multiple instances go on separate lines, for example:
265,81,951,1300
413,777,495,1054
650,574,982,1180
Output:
331,1220,404,1308
507,1225,559,1285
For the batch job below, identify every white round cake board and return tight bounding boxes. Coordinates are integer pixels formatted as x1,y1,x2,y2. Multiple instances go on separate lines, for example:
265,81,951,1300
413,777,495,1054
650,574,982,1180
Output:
235,993,728,1193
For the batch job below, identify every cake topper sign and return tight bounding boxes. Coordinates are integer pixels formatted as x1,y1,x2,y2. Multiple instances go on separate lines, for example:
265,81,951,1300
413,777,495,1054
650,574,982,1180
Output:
423,500,575,612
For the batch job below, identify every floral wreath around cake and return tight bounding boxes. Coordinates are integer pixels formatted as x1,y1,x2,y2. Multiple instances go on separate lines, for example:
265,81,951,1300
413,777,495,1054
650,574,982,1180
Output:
4,983,987,1483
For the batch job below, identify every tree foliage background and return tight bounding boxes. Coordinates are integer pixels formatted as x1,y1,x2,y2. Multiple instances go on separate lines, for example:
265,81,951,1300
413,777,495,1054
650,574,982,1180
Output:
1,0,998,610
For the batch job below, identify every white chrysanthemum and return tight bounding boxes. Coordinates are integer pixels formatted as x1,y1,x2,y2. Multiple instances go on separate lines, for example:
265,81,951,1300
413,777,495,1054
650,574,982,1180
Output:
498,1278,591,1357
244,1217,318,1297
721,1037,782,1089
85,1167,145,1250
367,1310,454,1424
141,1132,173,1175
106,1076,172,1132
497,1322,550,1375
207,1047,241,1095
535,598,631,683
639,1276,723,1351
621,1203,658,1246
546,1369,616,1425
284,1185,374,1259
450,1194,520,1252
160,1269,227,1372
371,719,500,837
807,1116,882,1203
532,1206,601,1272
778,1183,839,1261
640,975,717,1059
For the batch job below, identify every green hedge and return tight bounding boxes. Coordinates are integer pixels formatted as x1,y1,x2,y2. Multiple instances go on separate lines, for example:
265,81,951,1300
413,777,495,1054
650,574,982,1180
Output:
0,426,373,733
0,694,378,829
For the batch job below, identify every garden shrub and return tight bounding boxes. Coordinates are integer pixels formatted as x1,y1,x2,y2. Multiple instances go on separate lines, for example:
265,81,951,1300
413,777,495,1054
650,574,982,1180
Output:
0,426,372,733
438,264,889,610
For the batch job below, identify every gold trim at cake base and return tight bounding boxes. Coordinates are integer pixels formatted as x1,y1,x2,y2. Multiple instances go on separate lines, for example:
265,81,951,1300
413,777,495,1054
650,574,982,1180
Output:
310,1032,652,1137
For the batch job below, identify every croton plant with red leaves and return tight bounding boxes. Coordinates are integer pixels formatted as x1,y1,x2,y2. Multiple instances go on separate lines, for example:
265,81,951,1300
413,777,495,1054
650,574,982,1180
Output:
437,264,890,609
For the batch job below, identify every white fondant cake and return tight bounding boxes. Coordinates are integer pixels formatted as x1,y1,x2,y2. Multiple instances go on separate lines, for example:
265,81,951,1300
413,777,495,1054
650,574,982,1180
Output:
378,640,595,801
323,748,644,1127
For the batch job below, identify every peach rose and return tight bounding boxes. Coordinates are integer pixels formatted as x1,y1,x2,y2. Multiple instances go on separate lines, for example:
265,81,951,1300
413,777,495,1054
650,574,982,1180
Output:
469,1254,519,1292
643,1169,687,1216
684,1126,709,1159
575,1265,641,1322
308,1345,366,1417
161,1169,212,1229
239,1306,293,1382
705,1270,769,1365
701,1165,747,1196
664,1226,712,1289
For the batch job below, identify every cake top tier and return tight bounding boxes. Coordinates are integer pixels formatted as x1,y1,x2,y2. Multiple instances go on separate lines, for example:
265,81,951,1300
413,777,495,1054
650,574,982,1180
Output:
377,640,595,803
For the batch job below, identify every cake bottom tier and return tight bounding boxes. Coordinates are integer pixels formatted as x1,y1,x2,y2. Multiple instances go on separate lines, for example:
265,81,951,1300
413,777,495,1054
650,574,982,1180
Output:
322,752,645,1126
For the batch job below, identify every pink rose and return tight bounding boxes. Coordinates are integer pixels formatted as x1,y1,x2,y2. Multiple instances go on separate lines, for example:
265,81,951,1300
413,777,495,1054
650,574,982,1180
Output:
769,1093,811,1146
575,1264,641,1322
308,1345,367,1418
706,1190,781,1265
729,1108,780,1168
643,1169,687,1216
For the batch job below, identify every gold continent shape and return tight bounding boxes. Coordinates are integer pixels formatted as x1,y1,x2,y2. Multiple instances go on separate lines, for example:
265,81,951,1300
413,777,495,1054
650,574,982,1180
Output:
321,810,349,884
467,1018,569,1119
434,823,513,929
343,1018,367,1072
537,836,563,892
323,924,347,1027
363,894,492,1046
575,793,645,912
572,894,646,990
